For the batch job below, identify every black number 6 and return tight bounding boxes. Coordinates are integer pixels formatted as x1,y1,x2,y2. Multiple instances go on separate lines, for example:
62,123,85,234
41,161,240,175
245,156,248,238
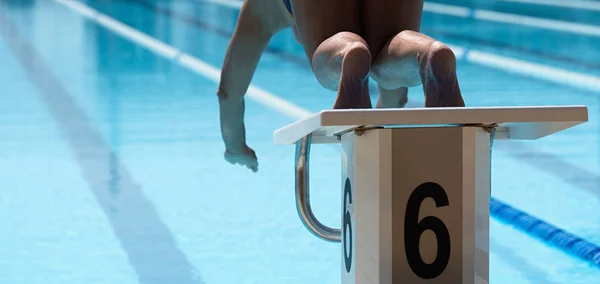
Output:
404,182,451,279
343,178,353,273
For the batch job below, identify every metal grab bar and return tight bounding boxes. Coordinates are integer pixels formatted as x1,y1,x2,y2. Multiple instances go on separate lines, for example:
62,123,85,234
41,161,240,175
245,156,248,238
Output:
295,135,342,243
293,127,496,243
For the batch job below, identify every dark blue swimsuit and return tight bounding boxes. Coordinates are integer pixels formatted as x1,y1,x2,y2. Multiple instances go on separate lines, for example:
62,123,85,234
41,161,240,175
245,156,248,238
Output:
283,0,293,16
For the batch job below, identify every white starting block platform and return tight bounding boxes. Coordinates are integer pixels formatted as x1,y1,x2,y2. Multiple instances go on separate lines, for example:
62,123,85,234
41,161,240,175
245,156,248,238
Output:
273,106,587,284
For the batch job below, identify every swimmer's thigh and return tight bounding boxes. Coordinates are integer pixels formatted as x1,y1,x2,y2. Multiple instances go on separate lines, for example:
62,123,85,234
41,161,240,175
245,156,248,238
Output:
362,0,424,58
289,0,362,60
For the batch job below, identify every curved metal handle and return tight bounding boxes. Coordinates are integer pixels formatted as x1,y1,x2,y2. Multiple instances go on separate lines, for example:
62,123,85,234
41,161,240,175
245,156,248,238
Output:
295,135,342,243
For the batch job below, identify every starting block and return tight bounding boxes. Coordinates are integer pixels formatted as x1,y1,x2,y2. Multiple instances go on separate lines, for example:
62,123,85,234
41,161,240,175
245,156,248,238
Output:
273,106,587,284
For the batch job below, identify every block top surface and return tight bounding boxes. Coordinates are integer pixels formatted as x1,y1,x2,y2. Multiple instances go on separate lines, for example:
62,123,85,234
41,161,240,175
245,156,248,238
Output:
273,106,588,145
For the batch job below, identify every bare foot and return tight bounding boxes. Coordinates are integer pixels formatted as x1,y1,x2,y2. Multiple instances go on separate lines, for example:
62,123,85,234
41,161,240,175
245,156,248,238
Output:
333,43,373,109
224,146,258,172
421,42,465,107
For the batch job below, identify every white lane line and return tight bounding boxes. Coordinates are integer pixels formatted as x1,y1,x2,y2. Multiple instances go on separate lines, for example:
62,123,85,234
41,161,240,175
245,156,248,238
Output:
472,9,600,37
200,0,600,94
198,0,600,38
56,0,312,120
500,0,600,12
423,2,473,17
464,50,600,93
57,0,600,133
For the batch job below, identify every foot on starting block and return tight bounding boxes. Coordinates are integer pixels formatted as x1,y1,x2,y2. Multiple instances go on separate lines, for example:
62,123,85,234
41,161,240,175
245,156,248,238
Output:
274,106,588,284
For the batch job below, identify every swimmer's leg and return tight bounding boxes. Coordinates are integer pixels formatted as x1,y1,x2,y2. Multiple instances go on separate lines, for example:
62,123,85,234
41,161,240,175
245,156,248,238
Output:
371,31,465,107
312,33,372,109
362,0,464,107
289,0,371,109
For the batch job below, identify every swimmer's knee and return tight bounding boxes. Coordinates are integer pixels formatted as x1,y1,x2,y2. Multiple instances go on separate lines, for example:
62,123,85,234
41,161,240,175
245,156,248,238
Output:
371,34,456,89
312,31,368,60
427,41,457,76
335,31,368,45
340,41,372,79
311,32,371,90
370,32,421,89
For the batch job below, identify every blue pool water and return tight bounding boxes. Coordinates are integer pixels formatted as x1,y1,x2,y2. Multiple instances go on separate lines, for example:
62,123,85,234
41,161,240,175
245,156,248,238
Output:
0,0,599,283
